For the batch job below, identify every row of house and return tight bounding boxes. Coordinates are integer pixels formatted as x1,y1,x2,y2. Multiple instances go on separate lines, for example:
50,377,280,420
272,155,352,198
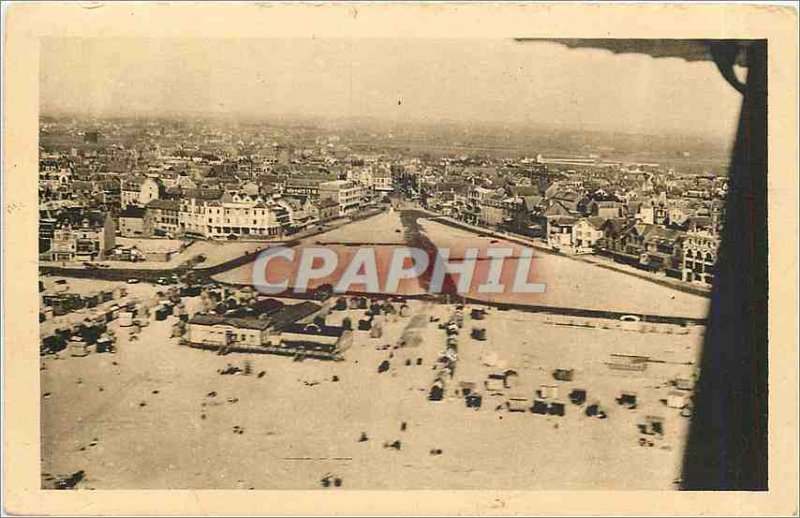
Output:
420,176,722,285
114,175,371,239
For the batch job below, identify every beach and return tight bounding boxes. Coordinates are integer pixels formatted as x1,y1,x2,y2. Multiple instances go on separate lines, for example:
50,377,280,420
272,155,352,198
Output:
41,284,701,489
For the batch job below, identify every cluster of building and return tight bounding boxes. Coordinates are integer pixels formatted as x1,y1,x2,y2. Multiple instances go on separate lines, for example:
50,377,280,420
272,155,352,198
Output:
416,158,726,285
186,290,352,360
38,118,397,261
38,117,725,285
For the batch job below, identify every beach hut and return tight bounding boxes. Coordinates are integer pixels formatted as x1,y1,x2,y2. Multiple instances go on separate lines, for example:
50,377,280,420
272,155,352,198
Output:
548,402,566,416
484,374,506,393
506,394,530,412
606,353,649,372
585,403,608,419
531,399,549,415
382,302,397,315
358,317,373,331
41,334,67,355
83,292,100,308
155,306,170,321
428,381,444,401
457,381,476,397
465,393,482,409
470,308,486,320
616,391,638,408
118,311,134,327
95,335,115,353
180,285,202,297
569,389,587,405
76,321,105,345
369,322,383,339
639,416,665,436
666,391,689,409
538,384,559,400
471,327,487,341
552,368,574,381
68,337,89,357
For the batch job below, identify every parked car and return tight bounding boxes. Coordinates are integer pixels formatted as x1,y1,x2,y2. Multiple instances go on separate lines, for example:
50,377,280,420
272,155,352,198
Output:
127,278,140,284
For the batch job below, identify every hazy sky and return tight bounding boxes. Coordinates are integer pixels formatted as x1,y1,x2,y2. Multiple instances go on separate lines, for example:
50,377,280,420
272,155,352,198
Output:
41,38,742,139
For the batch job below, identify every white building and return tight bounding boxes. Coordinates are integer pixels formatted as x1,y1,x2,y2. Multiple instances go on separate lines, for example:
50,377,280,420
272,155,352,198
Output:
346,166,393,196
179,190,289,239
120,176,164,208
372,166,394,194
571,217,605,251
318,180,365,216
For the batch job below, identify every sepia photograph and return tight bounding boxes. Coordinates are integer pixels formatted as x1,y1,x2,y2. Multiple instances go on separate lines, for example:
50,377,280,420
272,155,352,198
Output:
3,2,798,515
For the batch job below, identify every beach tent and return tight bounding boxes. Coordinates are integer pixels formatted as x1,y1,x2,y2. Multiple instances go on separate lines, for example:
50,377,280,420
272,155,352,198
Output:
548,402,566,417
531,399,549,415
471,327,487,341
552,368,574,382
484,374,506,393
428,383,444,402
569,389,587,405
466,393,483,409
68,337,89,357
506,394,530,412
616,392,638,408
666,392,689,409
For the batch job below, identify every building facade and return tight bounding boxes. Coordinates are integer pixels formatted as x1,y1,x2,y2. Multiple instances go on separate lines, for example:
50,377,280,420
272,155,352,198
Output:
145,199,180,237
47,212,116,262
318,180,365,216
681,229,718,284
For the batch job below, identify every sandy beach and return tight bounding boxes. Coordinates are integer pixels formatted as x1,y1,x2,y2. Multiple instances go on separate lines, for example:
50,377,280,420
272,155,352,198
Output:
41,279,702,489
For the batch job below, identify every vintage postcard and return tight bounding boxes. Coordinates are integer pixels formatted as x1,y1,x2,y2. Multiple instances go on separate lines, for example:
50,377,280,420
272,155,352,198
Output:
3,2,798,515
